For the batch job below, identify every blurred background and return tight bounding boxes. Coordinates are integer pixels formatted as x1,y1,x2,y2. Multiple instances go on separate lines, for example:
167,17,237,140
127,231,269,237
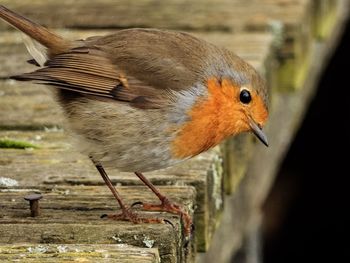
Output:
262,21,350,263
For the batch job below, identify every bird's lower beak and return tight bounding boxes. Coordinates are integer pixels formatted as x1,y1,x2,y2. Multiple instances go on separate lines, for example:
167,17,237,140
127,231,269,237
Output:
249,119,269,147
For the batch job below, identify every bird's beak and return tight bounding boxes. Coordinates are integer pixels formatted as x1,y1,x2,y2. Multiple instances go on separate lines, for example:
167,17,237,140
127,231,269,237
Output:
249,118,269,147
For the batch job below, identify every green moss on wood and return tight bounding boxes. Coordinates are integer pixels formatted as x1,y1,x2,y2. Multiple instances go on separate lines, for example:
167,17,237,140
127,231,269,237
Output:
0,139,38,149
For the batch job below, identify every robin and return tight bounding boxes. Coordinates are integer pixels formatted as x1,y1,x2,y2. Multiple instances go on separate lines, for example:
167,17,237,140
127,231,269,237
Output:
0,5,268,236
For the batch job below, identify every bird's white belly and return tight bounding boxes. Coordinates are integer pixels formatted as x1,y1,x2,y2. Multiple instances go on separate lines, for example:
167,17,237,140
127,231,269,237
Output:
63,98,182,172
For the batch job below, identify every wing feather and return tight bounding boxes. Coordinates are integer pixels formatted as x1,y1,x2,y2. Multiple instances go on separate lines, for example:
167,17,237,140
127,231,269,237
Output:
12,47,168,109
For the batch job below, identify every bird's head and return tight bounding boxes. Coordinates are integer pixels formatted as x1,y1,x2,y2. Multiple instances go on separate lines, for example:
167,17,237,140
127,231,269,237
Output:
172,54,269,158
204,74,269,145
220,74,269,146
213,50,269,147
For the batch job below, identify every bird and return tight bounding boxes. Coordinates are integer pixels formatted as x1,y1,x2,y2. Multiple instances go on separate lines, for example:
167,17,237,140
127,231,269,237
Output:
0,5,269,237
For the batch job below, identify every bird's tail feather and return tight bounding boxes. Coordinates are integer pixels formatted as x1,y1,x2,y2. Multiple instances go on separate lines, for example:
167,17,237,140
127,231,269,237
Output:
0,5,72,63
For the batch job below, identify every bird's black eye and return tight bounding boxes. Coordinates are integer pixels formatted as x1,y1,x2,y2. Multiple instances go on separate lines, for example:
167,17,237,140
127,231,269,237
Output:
239,89,251,104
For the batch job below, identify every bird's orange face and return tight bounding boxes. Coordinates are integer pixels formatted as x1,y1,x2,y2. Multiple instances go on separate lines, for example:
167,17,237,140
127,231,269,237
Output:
172,77,268,158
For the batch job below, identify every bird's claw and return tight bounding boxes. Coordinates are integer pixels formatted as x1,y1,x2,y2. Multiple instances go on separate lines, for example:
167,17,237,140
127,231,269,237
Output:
102,198,193,242
131,198,193,238
100,209,164,224
131,201,143,208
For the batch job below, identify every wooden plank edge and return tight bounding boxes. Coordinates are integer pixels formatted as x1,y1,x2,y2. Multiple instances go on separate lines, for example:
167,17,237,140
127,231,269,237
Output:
0,244,161,263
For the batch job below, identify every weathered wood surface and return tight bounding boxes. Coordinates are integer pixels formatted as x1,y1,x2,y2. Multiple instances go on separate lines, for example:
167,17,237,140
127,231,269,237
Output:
0,0,348,262
0,129,223,251
313,0,340,39
0,186,195,263
0,82,63,129
0,244,160,263
0,0,313,32
0,31,273,78
0,0,329,90
0,0,339,90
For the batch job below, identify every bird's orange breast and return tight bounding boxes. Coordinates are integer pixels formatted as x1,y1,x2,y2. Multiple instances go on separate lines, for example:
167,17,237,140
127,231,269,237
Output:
172,78,248,158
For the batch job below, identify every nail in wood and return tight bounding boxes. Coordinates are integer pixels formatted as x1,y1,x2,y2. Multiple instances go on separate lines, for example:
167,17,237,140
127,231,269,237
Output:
24,193,43,217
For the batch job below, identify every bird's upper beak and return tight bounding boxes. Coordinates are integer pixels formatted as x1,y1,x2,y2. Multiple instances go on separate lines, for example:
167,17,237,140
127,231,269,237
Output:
248,118,269,147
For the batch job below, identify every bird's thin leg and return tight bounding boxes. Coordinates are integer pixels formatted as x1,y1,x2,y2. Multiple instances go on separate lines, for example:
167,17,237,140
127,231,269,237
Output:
134,171,193,235
90,157,128,212
134,172,167,202
90,157,162,224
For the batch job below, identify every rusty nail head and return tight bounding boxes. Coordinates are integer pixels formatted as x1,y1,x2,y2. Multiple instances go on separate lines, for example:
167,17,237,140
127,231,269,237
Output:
24,193,43,217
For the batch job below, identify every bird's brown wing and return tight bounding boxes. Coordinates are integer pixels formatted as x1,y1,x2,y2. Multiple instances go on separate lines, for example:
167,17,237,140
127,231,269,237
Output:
94,29,213,92
12,46,172,109
13,29,222,109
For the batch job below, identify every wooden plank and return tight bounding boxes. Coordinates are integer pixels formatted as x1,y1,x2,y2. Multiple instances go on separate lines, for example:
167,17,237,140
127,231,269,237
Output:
312,0,341,39
0,0,311,32
0,0,312,90
0,129,223,251
275,0,314,91
0,186,195,263
222,134,254,194
0,244,160,263
0,30,273,77
0,81,64,129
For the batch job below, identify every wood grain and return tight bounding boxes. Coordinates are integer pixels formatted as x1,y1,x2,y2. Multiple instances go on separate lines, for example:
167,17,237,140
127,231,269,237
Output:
0,186,195,263
0,129,223,251
0,244,160,263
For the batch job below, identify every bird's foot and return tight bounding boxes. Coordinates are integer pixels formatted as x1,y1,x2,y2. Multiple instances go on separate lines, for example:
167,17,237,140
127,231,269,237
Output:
101,208,164,224
132,197,193,237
